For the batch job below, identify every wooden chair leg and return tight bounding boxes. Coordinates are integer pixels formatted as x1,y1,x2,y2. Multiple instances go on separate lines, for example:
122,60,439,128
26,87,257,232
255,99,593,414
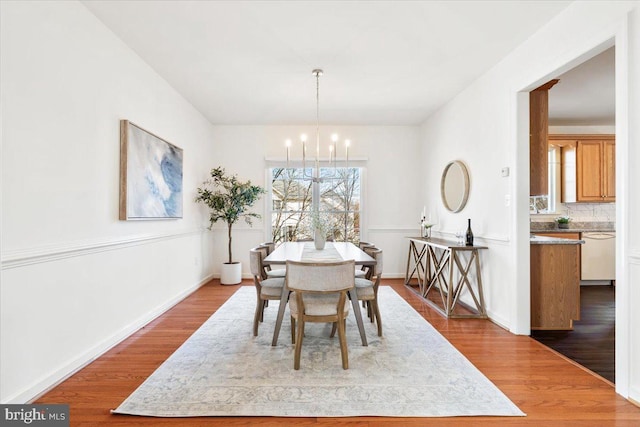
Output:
337,316,349,369
294,318,305,370
260,300,267,322
330,322,337,337
253,297,262,336
290,316,296,344
372,300,383,336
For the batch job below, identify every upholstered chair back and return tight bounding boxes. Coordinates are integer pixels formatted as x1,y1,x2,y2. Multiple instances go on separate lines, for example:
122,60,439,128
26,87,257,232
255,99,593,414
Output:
286,260,355,293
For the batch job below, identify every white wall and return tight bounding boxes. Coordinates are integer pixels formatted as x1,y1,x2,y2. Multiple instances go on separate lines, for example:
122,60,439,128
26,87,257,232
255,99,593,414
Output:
207,125,423,279
0,1,217,403
625,1,640,405
4,0,637,406
419,0,640,401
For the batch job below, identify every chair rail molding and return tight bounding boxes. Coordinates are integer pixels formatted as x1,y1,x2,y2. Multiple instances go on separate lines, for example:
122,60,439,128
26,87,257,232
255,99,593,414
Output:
1,228,204,270
367,226,421,233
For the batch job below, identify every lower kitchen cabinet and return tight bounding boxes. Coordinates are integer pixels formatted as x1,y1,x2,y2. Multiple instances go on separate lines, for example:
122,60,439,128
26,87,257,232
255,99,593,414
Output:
531,242,581,330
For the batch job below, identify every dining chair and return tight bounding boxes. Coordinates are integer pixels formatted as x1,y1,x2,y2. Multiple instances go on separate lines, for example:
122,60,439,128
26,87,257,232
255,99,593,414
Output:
286,259,355,370
359,241,375,250
259,242,286,278
355,241,375,278
355,247,383,336
250,248,285,336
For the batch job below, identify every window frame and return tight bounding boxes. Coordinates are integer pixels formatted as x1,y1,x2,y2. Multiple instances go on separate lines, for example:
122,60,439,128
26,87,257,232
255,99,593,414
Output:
265,159,367,244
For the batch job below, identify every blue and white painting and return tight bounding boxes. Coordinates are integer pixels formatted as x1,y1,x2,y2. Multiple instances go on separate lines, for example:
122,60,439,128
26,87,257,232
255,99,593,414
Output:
122,121,183,219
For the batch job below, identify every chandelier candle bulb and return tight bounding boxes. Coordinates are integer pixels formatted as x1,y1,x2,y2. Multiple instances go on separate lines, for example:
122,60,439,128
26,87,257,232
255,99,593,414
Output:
331,134,338,166
345,139,350,168
285,139,291,168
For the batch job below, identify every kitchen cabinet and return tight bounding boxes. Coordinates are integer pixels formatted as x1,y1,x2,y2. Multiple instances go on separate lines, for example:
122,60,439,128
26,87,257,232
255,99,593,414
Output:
530,239,582,330
549,134,615,203
576,140,615,202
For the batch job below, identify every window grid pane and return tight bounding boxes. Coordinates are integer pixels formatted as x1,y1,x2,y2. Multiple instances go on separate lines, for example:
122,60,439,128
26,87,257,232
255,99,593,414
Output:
270,167,361,244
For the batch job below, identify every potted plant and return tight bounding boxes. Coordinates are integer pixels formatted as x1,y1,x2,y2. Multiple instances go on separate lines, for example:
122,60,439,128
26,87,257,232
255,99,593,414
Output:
196,167,265,285
555,215,571,229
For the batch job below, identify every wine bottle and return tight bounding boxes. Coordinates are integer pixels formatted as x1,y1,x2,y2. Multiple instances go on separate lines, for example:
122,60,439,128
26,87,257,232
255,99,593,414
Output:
465,218,474,246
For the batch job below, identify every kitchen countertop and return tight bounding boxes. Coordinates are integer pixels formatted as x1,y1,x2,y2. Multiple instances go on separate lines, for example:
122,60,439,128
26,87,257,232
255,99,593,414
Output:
530,235,584,245
529,221,613,244
530,221,615,234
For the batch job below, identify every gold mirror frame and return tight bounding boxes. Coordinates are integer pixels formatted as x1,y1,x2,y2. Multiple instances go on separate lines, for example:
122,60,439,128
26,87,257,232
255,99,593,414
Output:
440,160,470,213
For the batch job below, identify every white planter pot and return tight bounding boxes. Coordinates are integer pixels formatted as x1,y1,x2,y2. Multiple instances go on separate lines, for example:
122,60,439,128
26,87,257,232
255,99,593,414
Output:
314,231,326,250
220,262,242,285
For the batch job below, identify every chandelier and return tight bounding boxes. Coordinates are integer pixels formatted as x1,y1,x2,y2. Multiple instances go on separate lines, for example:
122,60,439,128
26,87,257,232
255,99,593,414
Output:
285,69,350,182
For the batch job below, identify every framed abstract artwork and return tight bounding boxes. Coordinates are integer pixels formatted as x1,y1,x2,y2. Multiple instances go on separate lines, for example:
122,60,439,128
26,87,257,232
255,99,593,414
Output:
119,120,183,220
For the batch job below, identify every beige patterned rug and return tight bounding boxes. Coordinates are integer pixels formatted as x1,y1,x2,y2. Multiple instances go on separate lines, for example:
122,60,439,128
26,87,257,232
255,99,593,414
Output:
112,286,525,418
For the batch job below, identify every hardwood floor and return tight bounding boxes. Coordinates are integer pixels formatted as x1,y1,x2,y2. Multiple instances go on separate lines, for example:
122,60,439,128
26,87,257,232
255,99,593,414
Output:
531,285,616,383
36,279,640,426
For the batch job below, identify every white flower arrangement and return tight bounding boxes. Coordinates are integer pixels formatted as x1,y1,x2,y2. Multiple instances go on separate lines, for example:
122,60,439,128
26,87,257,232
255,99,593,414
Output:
311,210,332,236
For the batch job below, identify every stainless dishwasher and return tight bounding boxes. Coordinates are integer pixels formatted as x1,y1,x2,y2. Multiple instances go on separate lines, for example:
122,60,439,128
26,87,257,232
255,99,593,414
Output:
581,232,616,281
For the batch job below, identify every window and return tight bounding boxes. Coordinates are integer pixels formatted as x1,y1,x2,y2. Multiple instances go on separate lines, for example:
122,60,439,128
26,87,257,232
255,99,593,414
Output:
530,146,560,214
547,145,560,213
269,167,361,244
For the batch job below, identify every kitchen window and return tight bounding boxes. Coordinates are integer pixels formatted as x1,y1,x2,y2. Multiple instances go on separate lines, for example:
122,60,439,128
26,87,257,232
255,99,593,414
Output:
547,145,560,213
530,145,561,214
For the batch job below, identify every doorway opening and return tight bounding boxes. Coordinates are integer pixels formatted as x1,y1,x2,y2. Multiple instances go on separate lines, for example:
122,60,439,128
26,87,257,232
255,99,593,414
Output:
528,46,616,383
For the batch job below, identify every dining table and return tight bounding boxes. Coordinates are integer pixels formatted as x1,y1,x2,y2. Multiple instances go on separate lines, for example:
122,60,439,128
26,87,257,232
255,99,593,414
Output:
263,241,376,346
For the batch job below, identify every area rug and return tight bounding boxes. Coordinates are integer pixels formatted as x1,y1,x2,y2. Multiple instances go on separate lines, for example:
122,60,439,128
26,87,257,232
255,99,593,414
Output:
112,286,525,418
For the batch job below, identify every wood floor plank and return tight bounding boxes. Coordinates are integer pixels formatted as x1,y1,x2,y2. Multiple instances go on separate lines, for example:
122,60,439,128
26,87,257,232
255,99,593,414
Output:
35,279,640,426
532,285,615,382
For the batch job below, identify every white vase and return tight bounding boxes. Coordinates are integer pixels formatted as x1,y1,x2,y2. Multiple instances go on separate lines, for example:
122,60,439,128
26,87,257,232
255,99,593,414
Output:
220,262,242,285
314,230,326,250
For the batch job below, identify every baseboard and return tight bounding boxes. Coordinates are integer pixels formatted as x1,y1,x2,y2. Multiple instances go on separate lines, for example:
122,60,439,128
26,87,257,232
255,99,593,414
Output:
486,310,511,332
4,273,214,404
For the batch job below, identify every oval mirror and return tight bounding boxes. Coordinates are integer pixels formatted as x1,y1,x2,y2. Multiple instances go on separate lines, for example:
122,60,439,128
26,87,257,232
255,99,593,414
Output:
441,160,470,213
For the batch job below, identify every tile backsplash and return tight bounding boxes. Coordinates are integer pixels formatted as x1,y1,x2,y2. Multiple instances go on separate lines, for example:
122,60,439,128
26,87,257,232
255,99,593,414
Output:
530,202,616,223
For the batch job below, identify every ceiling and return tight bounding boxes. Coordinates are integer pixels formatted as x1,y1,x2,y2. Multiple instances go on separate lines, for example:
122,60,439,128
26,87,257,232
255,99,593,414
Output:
548,46,615,126
80,0,612,127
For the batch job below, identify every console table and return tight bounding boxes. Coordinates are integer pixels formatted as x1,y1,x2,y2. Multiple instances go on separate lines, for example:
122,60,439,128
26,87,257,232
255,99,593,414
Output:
404,237,488,318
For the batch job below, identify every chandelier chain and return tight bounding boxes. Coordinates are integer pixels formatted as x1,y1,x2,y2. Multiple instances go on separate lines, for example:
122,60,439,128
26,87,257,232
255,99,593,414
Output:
316,70,320,158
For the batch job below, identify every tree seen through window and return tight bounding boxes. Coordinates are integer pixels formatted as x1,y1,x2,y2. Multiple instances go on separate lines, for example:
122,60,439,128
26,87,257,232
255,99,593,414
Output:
270,167,360,244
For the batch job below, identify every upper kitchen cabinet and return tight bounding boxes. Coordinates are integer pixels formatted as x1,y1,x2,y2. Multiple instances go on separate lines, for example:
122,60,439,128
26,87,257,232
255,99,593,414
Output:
577,139,615,202
551,134,615,203
530,80,559,196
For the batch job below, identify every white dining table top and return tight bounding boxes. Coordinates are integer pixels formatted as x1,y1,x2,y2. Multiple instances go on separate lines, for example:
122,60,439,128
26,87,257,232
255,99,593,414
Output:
264,241,376,266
